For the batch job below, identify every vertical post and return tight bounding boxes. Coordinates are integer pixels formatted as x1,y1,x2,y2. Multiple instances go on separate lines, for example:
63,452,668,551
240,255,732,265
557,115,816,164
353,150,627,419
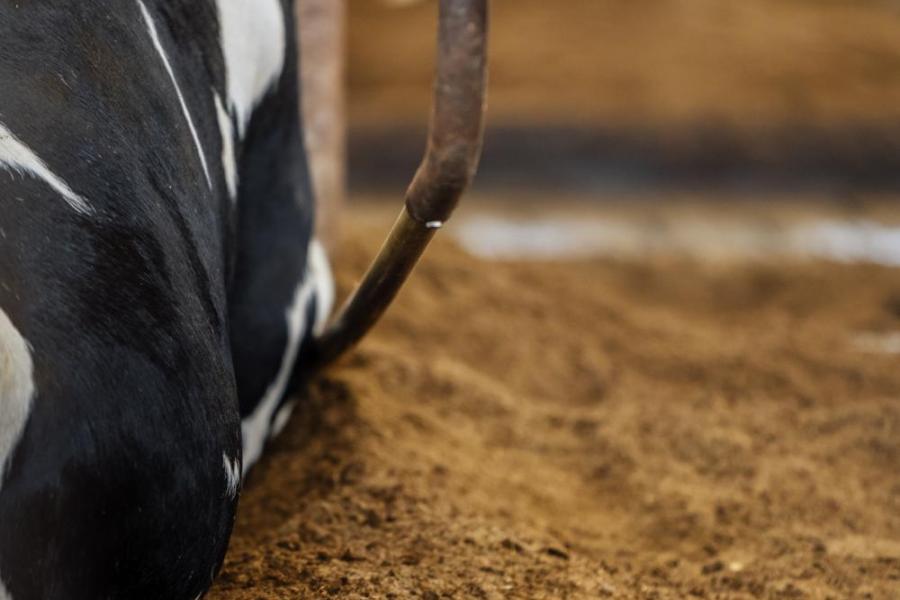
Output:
298,0,346,252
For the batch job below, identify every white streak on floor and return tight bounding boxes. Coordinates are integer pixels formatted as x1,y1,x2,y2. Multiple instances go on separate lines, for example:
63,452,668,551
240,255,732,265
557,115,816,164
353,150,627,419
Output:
853,332,900,355
456,217,627,259
456,215,900,266
798,221,900,267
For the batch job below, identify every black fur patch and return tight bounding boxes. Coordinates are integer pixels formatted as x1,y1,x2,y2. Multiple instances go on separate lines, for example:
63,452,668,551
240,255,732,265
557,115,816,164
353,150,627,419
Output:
0,1,315,598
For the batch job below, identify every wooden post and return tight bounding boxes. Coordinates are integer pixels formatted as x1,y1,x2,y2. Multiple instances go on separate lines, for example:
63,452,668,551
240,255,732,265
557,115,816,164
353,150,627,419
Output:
297,0,346,251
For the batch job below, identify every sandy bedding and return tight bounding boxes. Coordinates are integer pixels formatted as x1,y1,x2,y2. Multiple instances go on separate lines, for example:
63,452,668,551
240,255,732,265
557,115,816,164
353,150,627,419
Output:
209,212,900,599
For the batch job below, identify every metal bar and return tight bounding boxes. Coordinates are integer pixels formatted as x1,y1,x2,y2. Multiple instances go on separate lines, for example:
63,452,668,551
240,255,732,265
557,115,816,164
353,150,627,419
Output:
310,0,489,368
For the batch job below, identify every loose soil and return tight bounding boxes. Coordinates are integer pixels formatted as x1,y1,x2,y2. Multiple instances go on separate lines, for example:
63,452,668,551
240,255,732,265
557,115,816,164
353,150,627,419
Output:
209,211,900,599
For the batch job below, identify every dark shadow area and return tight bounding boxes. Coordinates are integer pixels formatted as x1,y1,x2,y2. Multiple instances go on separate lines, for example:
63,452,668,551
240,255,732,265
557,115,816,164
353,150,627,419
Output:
350,122,900,195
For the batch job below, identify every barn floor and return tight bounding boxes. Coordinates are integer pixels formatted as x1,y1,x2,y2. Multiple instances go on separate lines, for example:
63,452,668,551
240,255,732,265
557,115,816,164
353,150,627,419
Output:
209,201,900,599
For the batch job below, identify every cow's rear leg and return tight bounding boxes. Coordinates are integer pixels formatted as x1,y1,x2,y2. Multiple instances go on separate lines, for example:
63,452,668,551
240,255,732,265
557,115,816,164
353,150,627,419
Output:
231,227,333,473
226,96,333,474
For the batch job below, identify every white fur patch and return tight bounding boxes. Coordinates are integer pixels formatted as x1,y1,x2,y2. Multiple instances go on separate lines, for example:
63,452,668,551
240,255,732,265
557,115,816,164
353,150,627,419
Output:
222,453,240,498
308,240,335,336
270,399,294,438
213,91,238,200
240,239,334,473
0,122,91,215
0,579,11,600
215,0,286,136
0,309,34,486
138,0,213,190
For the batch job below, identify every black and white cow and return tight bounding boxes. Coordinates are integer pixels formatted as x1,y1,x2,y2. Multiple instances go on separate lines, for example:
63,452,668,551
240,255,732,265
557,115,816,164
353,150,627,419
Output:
0,1,332,598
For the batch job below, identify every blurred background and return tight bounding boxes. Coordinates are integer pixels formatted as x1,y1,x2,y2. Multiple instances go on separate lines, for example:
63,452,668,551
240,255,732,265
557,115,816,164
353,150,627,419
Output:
213,5,900,596
334,0,900,263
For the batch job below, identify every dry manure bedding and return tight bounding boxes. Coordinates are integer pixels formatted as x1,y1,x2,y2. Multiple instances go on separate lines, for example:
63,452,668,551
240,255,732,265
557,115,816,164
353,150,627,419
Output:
207,217,900,599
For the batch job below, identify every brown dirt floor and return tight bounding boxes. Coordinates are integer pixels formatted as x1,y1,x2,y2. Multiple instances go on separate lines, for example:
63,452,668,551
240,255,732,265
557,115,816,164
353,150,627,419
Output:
209,213,900,599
